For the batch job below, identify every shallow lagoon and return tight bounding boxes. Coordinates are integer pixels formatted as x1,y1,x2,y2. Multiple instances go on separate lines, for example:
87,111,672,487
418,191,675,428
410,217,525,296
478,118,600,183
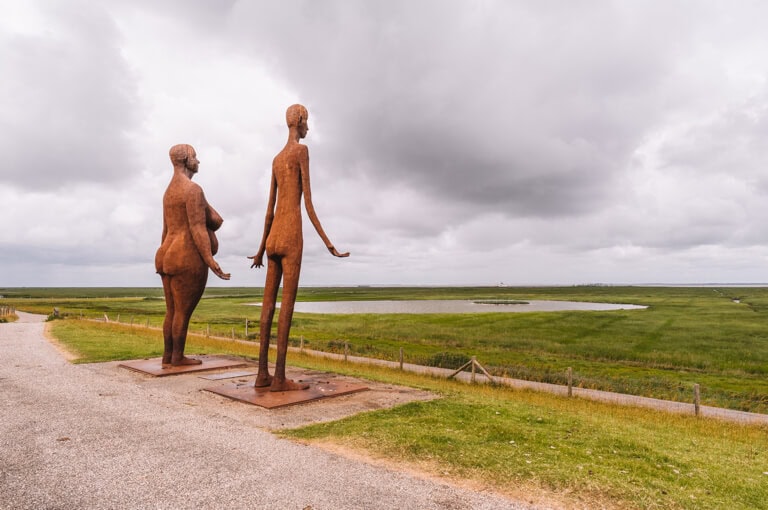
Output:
254,300,647,314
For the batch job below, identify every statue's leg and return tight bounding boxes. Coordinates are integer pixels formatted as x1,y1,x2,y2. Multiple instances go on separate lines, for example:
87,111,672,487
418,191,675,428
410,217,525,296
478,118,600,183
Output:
270,255,308,392
160,274,175,366
255,257,282,387
169,268,207,366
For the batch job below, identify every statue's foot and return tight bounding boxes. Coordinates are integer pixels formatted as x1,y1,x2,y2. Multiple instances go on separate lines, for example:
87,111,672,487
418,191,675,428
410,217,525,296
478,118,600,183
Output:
270,378,309,392
171,356,202,366
161,354,172,368
254,373,273,388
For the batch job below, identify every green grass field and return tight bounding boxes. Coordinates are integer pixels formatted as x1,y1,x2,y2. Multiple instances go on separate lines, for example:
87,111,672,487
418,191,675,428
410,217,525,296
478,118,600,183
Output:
3,285,768,412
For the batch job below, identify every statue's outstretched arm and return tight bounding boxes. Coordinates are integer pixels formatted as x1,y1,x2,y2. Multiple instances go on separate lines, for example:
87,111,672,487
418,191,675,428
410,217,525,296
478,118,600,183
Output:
300,146,349,258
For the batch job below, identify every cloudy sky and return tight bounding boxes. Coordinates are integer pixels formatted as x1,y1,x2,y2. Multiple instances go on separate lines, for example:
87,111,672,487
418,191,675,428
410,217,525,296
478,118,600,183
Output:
2,1,768,287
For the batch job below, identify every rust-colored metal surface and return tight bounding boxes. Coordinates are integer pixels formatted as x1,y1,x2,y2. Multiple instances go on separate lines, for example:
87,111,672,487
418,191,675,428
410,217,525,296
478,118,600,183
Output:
204,377,368,409
156,144,230,368
198,370,257,381
118,356,247,377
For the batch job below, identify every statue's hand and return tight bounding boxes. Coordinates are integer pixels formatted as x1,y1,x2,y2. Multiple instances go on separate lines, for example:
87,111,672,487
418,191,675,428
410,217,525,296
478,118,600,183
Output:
248,254,264,268
328,246,350,258
211,262,231,280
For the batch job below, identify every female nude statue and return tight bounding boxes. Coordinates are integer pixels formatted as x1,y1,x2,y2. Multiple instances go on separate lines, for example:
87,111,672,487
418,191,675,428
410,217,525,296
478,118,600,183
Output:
249,104,349,391
156,144,230,367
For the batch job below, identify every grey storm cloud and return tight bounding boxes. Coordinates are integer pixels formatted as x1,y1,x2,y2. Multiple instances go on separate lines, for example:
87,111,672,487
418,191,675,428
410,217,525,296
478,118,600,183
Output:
0,3,139,190
113,0,712,223
208,1,700,219
659,97,768,180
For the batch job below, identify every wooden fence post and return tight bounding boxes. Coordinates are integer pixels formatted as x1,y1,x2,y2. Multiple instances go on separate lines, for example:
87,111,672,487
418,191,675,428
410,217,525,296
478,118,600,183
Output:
245,319,248,337
567,367,573,397
399,347,404,370
694,383,701,416
300,336,304,352
344,340,349,361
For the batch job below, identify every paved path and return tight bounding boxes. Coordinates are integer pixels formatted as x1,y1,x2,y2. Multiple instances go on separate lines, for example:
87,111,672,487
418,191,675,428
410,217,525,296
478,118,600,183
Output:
0,312,531,510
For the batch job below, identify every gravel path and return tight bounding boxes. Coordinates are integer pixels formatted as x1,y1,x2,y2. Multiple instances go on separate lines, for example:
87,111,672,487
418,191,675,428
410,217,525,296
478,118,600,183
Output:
0,312,532,510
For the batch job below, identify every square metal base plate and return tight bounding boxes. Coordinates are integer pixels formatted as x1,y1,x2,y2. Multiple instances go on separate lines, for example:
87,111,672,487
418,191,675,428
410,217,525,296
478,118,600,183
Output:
204,377,369,409
199,370,257,380
118,356,247,377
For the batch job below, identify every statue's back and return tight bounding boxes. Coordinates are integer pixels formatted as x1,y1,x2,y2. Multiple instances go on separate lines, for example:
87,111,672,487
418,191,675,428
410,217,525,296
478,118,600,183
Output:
266,144,307,257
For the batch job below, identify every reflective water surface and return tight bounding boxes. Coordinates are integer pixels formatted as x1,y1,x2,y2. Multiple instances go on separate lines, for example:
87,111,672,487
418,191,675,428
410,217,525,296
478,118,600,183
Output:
252,300,647,314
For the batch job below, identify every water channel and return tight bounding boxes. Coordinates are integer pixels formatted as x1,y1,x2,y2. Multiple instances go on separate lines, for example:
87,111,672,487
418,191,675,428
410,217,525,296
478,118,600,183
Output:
249,300,647,314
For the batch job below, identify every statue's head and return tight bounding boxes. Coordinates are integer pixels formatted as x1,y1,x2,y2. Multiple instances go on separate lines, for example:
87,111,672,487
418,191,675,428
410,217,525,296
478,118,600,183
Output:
169,144,198,173
286,104,309,135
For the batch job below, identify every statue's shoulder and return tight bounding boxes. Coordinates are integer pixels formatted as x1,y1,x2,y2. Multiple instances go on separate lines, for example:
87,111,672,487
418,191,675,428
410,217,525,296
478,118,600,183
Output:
285,142,307,154
276,143,308,164
184,179,204,197
293,143,309,159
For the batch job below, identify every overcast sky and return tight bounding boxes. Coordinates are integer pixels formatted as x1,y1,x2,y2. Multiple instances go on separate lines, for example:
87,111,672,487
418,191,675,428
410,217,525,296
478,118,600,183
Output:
2,1,768,287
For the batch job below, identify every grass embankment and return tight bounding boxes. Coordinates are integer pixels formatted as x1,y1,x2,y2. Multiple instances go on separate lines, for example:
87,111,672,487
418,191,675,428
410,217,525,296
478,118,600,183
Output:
5,286,768,413
47,319,768,510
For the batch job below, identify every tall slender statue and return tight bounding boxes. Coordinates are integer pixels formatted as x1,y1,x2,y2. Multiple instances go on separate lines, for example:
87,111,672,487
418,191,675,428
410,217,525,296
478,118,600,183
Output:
249,104,349,391
156,144,230,367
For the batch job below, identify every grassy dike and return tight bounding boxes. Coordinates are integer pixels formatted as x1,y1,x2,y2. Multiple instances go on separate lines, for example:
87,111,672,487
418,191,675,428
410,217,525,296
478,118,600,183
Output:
48,319,768,510
8,286,768,413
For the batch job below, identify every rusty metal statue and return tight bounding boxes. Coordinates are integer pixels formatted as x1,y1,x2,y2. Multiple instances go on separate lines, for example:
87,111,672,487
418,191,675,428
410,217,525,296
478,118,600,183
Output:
156,144,230,367
249,104,349,391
